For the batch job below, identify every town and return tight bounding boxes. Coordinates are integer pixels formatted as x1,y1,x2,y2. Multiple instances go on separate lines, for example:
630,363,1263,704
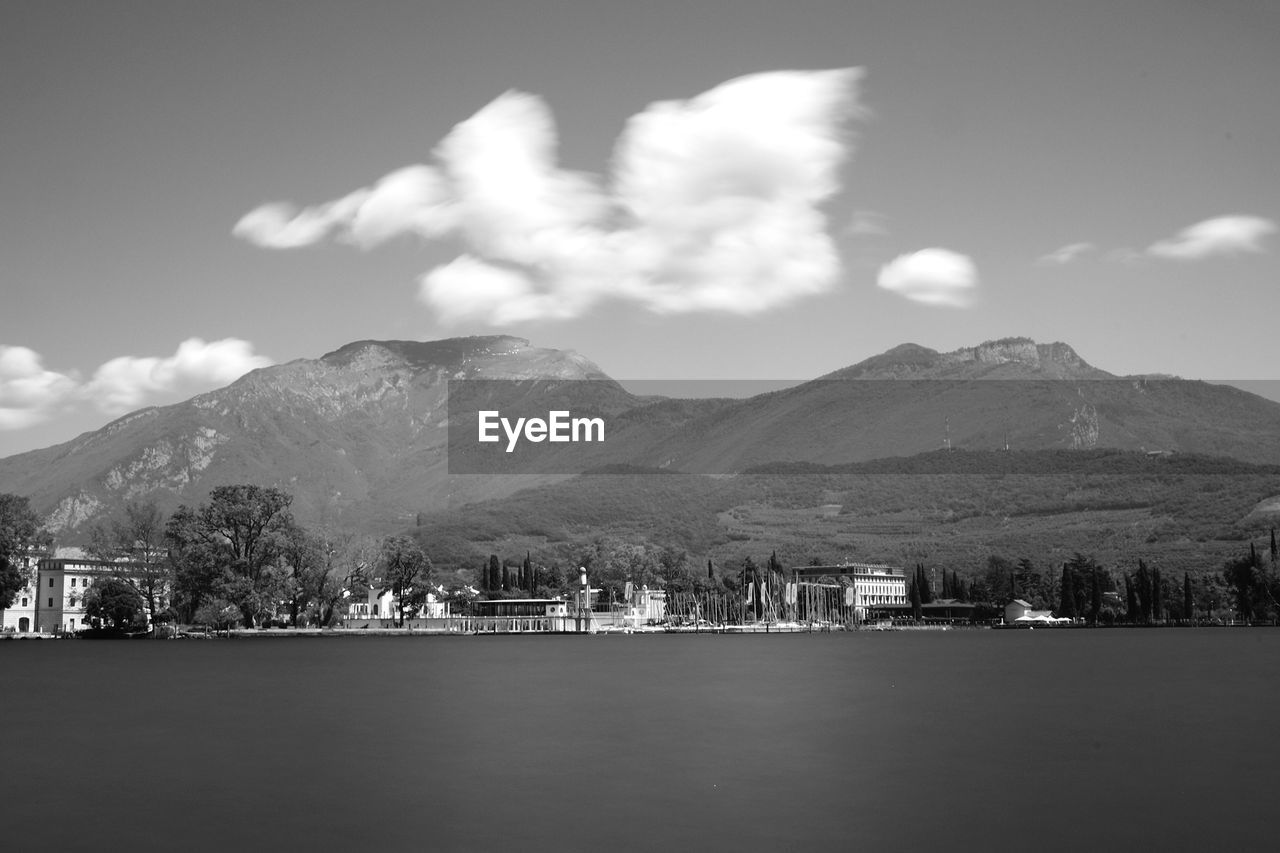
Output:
4,486,1277,637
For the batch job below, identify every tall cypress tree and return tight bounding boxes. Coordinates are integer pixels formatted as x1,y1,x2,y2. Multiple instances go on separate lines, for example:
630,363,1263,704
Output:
1125,574,1138,623
1089,567,1102,625
523,551,533,590
501,563,511,592
1059,566,1076,618
488,554,501,593
1183,573,1193,623
1152,567,1163,622
909,578,922,620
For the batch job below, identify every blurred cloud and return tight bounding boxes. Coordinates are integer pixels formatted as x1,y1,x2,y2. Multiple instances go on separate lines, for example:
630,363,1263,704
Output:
235,69,862,324
845,209,889,237
1036,242,1094,265
1146,215,1275,260
0,346,79,429
86,337,274,412
877,248,977,308
0,338,272,430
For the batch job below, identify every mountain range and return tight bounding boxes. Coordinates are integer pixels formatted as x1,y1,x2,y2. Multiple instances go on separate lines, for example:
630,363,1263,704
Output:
2,335,1278,549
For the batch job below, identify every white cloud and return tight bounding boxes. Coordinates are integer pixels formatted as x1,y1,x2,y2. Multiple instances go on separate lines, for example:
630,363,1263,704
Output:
85,338,274,413
0,338,274,431
0,346,80,429
846,209,889,237
1147,215,1276,260
234,69,863,324
877,248,977,308
1036,242,1094,265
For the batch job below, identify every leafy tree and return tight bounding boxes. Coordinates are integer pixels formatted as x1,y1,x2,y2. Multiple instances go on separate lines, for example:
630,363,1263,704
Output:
193,598,243,633
379,536,432,627
165,485,294,626
83,578,145,630
0,493,46,609
88,500,170,622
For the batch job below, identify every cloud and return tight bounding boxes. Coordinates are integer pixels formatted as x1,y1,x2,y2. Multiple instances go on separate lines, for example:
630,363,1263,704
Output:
1036,242,1094,265
85,338,274,413
0,338,273,430
1146,215,1276,260
877,248,977,308
846,209,889,237
0,346,79,429
235,69,863,324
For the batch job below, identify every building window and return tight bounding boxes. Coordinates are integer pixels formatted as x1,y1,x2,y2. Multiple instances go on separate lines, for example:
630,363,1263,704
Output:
21,597,27,607
69,619,75,629
69,596,76,607
49,577,54,587
48,597,53,607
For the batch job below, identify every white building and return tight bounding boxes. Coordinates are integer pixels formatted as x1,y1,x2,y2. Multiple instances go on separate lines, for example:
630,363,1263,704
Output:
791,563,908,619
1,556,169,634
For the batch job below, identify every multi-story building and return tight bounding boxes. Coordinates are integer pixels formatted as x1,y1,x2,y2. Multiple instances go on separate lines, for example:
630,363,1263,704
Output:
0,547,49,634
791,562,908,619
1,555,170,634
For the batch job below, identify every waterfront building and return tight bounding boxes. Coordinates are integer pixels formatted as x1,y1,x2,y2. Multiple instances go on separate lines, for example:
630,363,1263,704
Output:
791,563,908,620
344,586,448,622
0,547,49,634
1,556,169,633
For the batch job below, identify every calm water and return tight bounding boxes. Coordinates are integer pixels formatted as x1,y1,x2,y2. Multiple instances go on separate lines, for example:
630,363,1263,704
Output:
2,630,1277,851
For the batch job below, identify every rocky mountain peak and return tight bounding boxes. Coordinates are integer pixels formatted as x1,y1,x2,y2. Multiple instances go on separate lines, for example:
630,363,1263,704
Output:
830,337,1105,380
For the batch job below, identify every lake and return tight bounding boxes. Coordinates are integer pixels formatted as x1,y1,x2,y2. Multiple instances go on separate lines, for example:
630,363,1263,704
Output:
1,629,1276,851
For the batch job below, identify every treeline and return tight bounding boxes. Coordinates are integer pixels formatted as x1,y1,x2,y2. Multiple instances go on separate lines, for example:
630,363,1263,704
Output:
1,486,437,631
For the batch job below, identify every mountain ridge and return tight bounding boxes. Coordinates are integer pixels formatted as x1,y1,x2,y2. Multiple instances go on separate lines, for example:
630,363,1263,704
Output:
2,335,1277,540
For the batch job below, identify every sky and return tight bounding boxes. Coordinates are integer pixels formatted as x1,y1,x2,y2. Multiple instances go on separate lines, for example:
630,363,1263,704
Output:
2,0,1278,458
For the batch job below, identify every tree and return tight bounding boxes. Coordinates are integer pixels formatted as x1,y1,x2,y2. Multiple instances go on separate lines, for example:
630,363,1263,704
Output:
88,500,170,622
193,598,243,633
1089,566,1103,625
522,551,533,591
82,578,145,630
379,536,432,627
0,493,46,609
1152,567,1163,622
1059,566,1076,618
165,485,294,626
909,578,922,620
487,554,501,594
1223,553,1260,621
1183,573,1194,623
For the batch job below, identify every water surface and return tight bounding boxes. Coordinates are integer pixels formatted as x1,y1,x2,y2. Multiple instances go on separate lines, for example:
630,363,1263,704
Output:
2,630,1275,851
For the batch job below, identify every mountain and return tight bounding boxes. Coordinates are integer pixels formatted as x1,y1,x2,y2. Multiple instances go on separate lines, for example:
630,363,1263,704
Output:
0,336,634,537
596,337,1280,472
2,335,1279,542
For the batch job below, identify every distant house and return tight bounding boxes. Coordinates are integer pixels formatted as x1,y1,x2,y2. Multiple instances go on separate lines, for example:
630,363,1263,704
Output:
1004,598,1070,625
345,588,446,621
1004,599,1033,623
